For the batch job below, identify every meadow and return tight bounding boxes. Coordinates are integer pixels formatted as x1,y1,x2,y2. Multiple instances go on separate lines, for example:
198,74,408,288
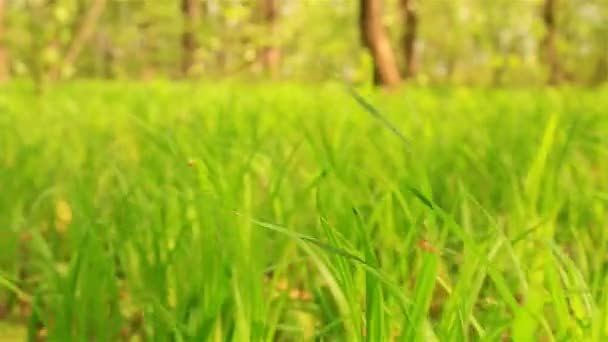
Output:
0,82,607,341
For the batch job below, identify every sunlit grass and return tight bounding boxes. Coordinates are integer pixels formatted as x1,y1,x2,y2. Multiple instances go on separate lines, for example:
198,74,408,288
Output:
0,82,607,341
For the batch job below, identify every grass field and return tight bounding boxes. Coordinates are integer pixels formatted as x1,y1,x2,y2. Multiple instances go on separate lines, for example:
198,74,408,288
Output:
1,82,607,341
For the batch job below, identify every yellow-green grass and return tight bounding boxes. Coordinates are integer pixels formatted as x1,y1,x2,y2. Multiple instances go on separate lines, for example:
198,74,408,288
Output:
0,82,607,341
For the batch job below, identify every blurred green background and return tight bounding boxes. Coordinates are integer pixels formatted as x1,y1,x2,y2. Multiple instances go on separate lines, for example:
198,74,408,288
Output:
0,0,606,87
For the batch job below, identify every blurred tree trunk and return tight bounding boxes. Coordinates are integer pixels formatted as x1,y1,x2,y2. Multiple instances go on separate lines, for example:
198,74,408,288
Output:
400,0,417,78
542,0,560,85
0,0,8,81
48,0,107,80
95,30,115,78
181,0,200,76
359,0,401,88
259,0,280,77
592,52,607,85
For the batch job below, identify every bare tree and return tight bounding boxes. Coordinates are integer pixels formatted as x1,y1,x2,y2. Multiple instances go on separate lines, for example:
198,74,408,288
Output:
359,0,401,88
400,0,417,78
542,0,560,85
48,0,107,80
259,0,280,77
181,0,200,76
0,0,8,81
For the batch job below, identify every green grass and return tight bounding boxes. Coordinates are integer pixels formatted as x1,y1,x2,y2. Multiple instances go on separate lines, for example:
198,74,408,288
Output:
0,81,607,341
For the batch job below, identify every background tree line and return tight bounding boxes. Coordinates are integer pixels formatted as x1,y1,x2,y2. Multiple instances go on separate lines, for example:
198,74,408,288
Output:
0,0,606,87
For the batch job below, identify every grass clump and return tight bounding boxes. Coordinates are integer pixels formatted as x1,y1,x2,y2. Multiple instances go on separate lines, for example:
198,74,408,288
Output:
0,82,607,341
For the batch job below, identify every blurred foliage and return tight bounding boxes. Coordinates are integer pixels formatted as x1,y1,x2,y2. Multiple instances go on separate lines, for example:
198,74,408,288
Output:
1,0,607,85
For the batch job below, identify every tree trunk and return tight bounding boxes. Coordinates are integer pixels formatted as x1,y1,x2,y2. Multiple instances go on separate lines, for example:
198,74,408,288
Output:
259,0,280,77
95,30,115,78
0,0,8,81
359,0,401,88
542,0,560,85
181,0,200,76
400,0,417,78
48,0,107,80
591,51,607,85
